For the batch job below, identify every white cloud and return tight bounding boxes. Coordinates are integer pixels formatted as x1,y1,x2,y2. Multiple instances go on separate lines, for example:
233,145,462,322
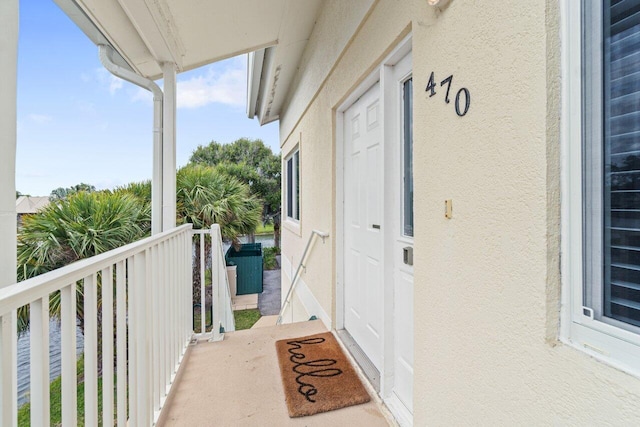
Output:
28,114,53,124
125,56,247,109
93,68,124,95
177,64,245,109
109,76,123,95
131,87,153,104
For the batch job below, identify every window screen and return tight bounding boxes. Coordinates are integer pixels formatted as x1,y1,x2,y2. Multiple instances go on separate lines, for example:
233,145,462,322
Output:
585,0,640,329
287,156,293,218
286,150,299,221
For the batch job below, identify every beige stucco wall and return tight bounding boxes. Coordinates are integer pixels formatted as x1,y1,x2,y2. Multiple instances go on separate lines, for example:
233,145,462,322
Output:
280,0,640,424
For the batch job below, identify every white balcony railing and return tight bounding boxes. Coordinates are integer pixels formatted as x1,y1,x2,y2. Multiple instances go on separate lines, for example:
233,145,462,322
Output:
0,223,235,426
192,225,235,341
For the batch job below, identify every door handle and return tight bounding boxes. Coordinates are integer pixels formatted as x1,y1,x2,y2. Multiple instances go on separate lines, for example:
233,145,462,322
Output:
403,247,413,266
372,224,381,229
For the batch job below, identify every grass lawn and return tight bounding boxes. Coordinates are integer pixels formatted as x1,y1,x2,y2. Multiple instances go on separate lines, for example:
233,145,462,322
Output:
263,246,280,270
233,309,261,330
255,223,274,235
18,355,118,427
194,307,261,332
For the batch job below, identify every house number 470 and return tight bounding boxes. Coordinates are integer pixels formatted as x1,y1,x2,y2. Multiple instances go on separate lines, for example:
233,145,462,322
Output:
425,72,471,117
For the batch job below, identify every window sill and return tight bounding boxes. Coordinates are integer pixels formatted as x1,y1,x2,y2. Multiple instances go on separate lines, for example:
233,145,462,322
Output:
564,320,640,379
283,218,301,237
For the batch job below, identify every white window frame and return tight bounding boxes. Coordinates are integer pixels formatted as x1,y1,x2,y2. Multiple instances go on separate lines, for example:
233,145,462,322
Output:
285,147,300,223
562,0,640,377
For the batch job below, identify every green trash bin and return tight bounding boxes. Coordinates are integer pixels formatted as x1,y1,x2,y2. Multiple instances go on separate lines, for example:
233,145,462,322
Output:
225,243,263,295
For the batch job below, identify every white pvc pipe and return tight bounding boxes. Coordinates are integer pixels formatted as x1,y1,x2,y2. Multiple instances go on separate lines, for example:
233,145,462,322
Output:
98,44,164,235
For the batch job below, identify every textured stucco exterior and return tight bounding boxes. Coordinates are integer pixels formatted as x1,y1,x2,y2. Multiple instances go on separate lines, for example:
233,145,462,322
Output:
279,0,640,424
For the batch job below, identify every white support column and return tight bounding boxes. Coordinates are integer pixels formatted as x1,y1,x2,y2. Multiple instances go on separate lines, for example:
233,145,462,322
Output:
0,4,19,423
162,62,177,231
0,0,18,289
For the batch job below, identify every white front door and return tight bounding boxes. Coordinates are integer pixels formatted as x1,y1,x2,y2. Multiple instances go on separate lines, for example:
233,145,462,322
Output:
343,82,384,370
341,44,413,426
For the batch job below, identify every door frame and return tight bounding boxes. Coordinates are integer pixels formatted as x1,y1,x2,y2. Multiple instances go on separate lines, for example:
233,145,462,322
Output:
335,33,412,406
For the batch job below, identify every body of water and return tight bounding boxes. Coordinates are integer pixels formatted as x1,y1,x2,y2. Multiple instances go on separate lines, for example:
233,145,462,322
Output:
17,319,84,406
239,234,275,248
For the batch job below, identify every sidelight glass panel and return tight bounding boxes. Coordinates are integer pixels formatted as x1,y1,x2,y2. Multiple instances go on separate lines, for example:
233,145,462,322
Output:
403,78,414,237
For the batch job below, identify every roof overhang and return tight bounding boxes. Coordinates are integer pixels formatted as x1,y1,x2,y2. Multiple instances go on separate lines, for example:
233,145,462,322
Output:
56,0,321,121
245,1,322,125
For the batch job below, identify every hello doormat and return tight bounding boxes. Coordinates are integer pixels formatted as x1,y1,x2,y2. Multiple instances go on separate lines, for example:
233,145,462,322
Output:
275,332,371,417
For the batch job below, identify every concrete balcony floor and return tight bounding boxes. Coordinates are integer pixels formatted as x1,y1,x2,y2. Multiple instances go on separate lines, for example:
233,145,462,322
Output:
158,320,393,426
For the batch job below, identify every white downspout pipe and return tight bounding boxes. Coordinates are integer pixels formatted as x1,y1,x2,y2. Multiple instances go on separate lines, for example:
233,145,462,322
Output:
98,44,164,235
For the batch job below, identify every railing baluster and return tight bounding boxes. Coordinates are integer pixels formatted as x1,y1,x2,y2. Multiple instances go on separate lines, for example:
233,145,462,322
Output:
30,297,50,427
181,234,185,342
164,242,173,383
0,310,17,427
159,241,168,395
144,249,153,423
185,232,191,344
101,265,114,427
115,260,127,427
151,244,160,415
84,274,98,427
61,283,77,426
172,237,178,372
211,227,222,342
199,232,205,335
128,256,137,426
133,251,150,426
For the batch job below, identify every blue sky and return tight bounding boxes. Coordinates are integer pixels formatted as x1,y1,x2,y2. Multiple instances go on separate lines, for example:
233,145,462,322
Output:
16,1,280,196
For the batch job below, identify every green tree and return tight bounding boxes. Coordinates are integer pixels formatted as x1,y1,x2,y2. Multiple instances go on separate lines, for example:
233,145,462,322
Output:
49,182,97,202
177,164,262,241
189,138,281,226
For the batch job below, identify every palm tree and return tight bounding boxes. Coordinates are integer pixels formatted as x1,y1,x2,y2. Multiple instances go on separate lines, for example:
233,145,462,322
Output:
177,164,262,242
176,164,262,305
16,191,150,331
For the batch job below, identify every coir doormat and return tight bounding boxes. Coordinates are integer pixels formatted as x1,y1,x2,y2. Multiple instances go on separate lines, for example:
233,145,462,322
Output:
275,332,371,418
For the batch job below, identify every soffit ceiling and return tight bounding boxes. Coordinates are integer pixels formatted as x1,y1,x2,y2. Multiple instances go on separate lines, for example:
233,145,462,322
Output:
61,0,321,82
